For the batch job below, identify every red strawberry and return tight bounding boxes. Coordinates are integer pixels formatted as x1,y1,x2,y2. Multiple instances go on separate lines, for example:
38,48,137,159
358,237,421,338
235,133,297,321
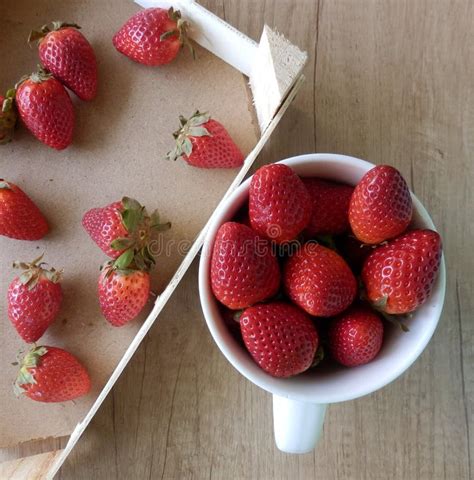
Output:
8,255,62,343
0,180,49,240
29,22,98,101
98,263,150,327
15,68,74,150
284,242,357,316
15,346,90,402
82,197,170,270
361,229,442,314
113,7,193,66
240,302,319,377
328,305,384,367
349,165,413,244
249,164,312,244
167,111,244,168
210,222,280,309
0,89,17,144
303,178,353,235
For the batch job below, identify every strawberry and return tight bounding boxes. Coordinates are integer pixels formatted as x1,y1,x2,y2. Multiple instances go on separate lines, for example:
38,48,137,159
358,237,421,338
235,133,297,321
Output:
15,345,90,402
0,89,17,144
349,165,413,244
167,111,244,168
29,22,98,101
249,164,312,244
284,242,357,316
210,222,280,309
303,178,353,235
15,68,74,150
0,180,49,240
82,197,170,270
240,301,319,377
113,7,193,66
8,255,62,343
361,229,442,314
98,262,150,327
328,305,384,367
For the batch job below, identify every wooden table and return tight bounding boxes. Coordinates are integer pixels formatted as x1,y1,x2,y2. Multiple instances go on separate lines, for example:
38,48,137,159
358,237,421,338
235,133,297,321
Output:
6,0,473,478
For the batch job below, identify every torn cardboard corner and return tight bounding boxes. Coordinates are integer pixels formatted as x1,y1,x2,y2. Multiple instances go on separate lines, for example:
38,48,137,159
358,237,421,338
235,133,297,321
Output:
250,26,308,131
0,0,306,477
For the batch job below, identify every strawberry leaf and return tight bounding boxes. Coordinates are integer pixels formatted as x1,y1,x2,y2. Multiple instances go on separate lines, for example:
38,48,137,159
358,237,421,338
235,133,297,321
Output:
150,210,160,226
111,237,134,251
188,126,210,137
166,145,182,161
160,29,178,41
19,271,34,286
182,137,193,156
373,295,388,310
122,197,141,211
153,221,171,232
121,208,141,233
188,111,210,126
114,249,134,270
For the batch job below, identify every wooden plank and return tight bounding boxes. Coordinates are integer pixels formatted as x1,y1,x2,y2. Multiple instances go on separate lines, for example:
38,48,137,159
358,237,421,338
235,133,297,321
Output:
0,451,63,480
14,0,472,478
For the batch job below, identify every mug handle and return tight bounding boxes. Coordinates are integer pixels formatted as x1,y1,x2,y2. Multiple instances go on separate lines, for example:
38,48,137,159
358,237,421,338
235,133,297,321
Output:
272,394,327,453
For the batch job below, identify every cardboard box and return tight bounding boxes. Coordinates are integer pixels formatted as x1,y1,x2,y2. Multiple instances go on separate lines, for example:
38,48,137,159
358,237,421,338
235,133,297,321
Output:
0,0,306,477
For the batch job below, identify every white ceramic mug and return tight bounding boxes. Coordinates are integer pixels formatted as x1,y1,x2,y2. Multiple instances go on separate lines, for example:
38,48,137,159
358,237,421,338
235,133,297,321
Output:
199,154,446,454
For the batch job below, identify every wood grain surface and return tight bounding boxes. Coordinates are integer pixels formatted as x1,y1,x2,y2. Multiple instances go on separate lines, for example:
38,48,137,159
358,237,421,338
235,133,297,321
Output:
9,0,474,478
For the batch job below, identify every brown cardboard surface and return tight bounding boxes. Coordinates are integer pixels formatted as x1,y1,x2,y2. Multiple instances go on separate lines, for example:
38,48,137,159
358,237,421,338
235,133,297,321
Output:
0,0,258,446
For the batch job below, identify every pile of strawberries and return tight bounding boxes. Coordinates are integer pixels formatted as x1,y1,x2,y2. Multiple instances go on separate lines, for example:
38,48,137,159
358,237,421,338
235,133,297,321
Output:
210,163,442,377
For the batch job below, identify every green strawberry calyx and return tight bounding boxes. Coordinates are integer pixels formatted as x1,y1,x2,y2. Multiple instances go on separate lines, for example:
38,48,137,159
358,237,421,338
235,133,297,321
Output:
13,254,62,290
100,259,147,282
28,21,81,44
160,8,195,58
15,66,53,90
0,88,18,145
110,197,171,272
368,296,410,332
14,345,48,396
166,110,212,161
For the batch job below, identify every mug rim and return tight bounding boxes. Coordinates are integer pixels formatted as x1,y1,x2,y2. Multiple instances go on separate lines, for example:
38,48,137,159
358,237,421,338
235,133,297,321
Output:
198,153,446,404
